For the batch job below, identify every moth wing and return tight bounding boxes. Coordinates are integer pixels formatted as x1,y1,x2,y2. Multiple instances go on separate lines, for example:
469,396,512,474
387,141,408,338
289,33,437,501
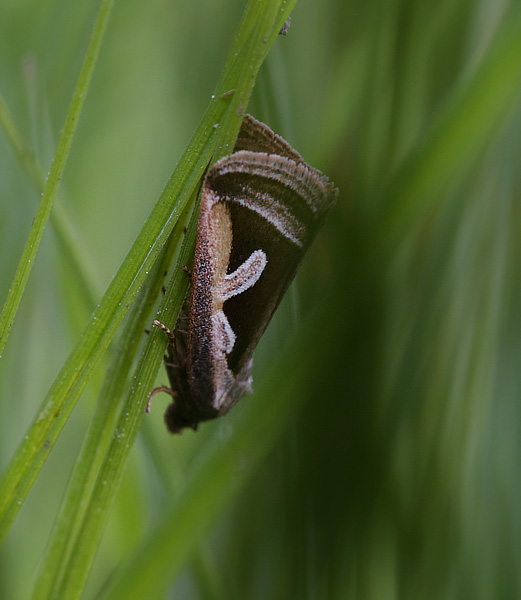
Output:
200,150,337,383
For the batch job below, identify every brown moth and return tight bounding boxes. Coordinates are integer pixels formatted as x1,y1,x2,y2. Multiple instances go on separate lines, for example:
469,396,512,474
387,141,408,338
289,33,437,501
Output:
151,115,338,433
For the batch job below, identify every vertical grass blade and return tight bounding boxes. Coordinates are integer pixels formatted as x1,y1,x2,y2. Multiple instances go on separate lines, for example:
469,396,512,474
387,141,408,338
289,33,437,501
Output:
379,4,521,253
31,196,192,600
0,0,114,356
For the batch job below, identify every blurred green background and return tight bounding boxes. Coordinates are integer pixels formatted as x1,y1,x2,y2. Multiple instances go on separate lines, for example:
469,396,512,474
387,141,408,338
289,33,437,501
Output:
2,0,521,598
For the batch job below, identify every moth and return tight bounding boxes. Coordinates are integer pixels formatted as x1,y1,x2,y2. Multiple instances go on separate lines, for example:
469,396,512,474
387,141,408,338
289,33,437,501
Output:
150,115,338,433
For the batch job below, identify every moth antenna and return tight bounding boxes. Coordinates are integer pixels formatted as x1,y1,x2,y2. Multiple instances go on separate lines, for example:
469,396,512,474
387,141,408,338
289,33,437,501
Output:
153,319,175,342
146,386,177,413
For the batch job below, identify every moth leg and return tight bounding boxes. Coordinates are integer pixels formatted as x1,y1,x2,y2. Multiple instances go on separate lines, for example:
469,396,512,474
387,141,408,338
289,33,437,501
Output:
150,318,180,408
153,319,187,368
182,265,192,278
146,386,177,413
153,319,175,342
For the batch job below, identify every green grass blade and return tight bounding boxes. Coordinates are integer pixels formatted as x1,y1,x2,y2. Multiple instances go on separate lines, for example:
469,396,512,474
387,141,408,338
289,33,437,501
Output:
51,199,197,600
0,97,220,543
379,4,521,253
0,0,114,356
0,94,46,190
31,198,190,600
0,94,101,310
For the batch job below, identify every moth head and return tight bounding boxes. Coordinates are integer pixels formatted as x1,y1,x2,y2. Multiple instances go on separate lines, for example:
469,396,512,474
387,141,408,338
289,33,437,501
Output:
164,401,201,433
